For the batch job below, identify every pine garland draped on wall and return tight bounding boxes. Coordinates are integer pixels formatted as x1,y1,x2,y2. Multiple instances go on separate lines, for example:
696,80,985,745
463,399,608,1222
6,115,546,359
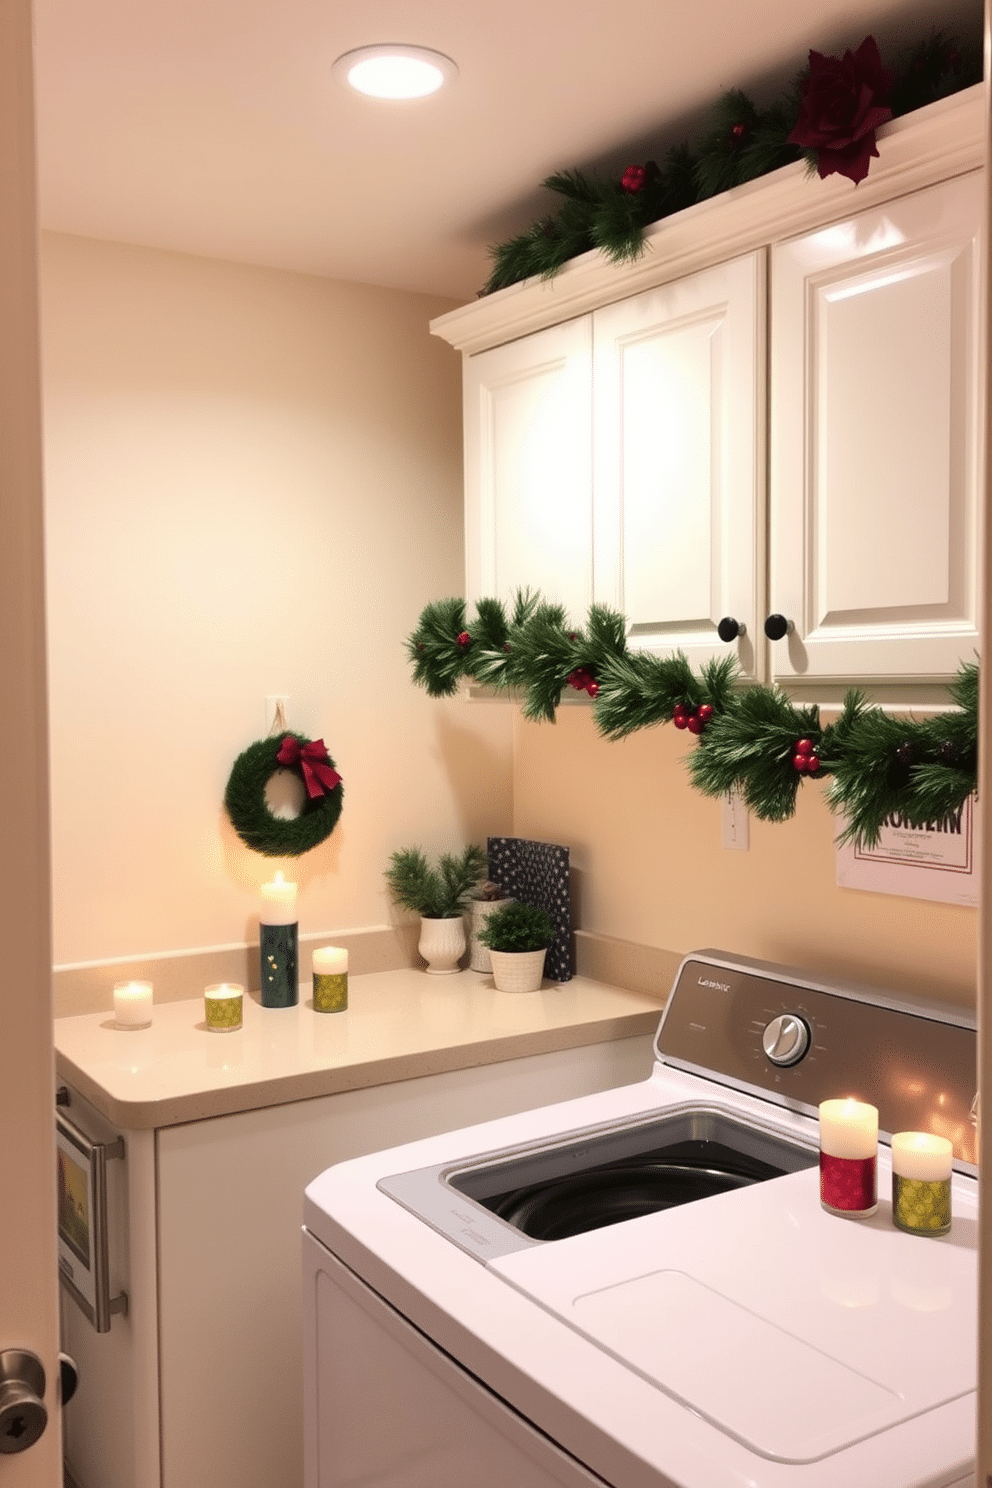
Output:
406,592,978,848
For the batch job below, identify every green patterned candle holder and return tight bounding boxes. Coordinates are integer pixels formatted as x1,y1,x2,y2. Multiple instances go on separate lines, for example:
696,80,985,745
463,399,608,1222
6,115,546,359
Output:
892,1174,952,1237
312,945,349,1013
891,1132,953,1237
205,983,244,1032
313,972,348,1013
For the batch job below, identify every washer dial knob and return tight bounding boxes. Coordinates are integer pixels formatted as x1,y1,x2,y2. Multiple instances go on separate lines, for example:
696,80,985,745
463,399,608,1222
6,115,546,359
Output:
762,1014,810,1067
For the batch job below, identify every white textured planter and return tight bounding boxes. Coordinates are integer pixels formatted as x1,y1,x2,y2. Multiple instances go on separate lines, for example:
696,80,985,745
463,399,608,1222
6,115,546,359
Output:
467,898,513,972
418,916,466,975
488,947,547,994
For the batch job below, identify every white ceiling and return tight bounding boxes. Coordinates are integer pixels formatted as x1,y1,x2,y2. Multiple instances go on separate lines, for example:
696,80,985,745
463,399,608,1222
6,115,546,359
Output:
33,0,983,303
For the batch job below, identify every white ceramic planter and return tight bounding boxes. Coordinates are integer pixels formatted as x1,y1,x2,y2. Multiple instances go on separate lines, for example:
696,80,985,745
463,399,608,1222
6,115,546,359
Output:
467,897,514,972
418,916,466,975
488,947,547,994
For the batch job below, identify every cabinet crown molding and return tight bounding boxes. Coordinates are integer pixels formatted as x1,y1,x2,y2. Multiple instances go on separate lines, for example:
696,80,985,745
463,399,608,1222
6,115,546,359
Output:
431,85,983,356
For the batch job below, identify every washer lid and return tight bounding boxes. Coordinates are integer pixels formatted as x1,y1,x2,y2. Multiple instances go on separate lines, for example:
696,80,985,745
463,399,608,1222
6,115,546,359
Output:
490,1166,978,1465
571,1268,900,1462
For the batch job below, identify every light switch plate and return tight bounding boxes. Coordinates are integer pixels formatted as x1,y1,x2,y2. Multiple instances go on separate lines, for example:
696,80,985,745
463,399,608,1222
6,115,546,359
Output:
722,788,749,851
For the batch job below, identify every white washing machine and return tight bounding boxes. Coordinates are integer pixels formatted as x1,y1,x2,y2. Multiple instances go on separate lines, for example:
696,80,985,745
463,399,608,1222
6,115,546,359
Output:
302,950,978,1488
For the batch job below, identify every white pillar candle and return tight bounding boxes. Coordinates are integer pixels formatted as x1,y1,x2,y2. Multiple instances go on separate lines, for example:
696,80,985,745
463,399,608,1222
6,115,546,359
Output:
313,946,348,975
891,1132,953,1181
819,1098,878,1159
260,870,298,925
113,980,153,1029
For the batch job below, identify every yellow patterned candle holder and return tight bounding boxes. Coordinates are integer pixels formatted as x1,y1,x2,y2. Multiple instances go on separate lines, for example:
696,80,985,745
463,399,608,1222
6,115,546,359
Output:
205,983,244,1032
892,1174,951,1237
313,972,348,1014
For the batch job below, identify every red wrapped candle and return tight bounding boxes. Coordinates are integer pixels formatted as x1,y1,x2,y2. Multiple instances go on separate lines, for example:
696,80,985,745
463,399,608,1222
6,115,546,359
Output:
819,1098,878,1218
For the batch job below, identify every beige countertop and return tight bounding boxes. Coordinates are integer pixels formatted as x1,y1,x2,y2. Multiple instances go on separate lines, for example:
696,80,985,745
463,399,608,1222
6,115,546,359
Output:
54,968,665,1130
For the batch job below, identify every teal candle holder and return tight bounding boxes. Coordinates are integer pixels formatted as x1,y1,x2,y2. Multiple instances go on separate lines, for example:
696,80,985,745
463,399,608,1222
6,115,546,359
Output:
313,971,348,1013
892,1173,952,1236
260,922,298,1007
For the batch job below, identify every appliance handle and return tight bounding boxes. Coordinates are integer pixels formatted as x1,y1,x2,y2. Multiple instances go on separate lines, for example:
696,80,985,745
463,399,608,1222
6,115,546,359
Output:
55,1110,128,1333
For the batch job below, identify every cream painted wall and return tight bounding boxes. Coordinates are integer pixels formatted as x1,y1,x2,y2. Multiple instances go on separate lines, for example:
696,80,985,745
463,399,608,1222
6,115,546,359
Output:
40,233,513,971
39,228,975,1017
513,705,977,1010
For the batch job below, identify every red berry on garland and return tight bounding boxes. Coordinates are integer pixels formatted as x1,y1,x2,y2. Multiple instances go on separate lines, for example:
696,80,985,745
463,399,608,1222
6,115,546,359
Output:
567,668,598,697
697,704,714,723
895,742,915,766
619,161,659,194
687,715,704,735
503,642,512,653
456,631,472,649
792,736,821,774
938,740,960,764
673,710,689,730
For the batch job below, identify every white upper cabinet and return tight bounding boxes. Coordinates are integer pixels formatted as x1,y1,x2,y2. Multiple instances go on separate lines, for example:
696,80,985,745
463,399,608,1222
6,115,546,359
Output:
438,89,985,701
769,170,981,685
462,254,763,678
463,317,593,620
592,253,764,677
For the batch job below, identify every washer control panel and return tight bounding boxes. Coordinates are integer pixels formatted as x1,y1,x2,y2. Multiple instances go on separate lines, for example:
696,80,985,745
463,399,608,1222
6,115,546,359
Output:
761,1013,810,1067
655,950,978,1167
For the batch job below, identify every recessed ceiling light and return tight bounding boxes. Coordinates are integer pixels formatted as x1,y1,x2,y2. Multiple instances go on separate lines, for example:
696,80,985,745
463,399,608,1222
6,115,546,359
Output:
333,45,458,100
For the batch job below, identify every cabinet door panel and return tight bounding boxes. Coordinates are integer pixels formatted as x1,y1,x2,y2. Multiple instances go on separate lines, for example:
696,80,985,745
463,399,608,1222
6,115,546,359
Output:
464,319,593,620
615,314,718,627
593,253,764,677
771,172,980,683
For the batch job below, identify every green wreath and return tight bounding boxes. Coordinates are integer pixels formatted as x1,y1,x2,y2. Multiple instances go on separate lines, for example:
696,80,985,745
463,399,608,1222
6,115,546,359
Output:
224,732,343,857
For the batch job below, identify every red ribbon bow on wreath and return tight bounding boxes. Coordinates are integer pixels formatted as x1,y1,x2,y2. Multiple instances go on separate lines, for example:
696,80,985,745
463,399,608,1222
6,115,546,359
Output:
276,735,342,800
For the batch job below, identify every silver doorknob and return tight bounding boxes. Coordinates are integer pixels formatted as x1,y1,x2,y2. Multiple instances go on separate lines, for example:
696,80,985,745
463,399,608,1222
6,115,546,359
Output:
0,1350,47,1454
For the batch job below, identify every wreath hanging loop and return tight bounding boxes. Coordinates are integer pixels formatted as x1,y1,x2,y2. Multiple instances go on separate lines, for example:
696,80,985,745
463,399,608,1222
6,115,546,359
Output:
224,731,343,857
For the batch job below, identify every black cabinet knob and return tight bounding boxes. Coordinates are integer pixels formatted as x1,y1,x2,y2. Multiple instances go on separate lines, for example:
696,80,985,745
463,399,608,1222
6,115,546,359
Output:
717,617,744,644
764,613,790,641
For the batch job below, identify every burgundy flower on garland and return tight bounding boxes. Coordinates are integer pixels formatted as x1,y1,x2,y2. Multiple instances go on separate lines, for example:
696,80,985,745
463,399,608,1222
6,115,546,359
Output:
787,35,894,185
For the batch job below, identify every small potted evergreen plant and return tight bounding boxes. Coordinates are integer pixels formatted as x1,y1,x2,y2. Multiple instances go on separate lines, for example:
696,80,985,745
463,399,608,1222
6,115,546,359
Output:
467,879,514,972
385,844,487,974
478,900,554,993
